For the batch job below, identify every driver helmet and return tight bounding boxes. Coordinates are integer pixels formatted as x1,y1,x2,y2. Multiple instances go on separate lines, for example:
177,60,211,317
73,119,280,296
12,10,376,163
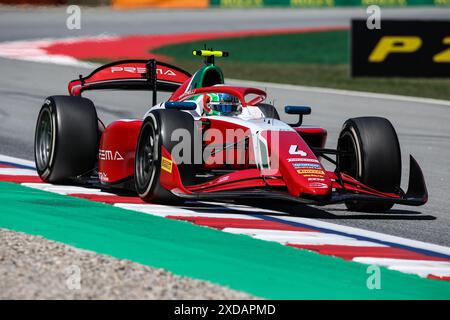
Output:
204,93,242,116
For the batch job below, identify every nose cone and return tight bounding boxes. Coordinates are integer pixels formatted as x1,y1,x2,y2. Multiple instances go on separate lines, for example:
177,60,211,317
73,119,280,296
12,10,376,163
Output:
303,180,332,196
278,152,333,198
275,132,332,197
290,164,332,197
263,130,333,198
282,163,333,198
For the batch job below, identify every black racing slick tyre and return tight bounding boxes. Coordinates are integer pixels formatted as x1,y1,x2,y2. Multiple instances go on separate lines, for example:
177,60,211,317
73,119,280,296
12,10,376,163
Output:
337,117,402,212
135,109,195,203
34,96,98,183
258,103,280,120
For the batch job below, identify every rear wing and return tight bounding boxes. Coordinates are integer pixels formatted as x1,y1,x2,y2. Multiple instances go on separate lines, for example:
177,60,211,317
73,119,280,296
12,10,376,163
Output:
68,59,191,106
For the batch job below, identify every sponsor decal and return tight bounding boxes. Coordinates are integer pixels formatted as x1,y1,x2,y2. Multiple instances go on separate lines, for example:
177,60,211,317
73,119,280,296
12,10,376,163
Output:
301,158,320,163
297,169,325,176
110,66,176,76
292,163,321,169
161,156,173,174
217,175,230,183
287,158,319,163
307,177,325,182
111,66,146,74
309,182,329,189
157,68,177,76
302,158,320,163
303,174,327,178
288,145,307,156
99,149,124,161
99,171,108,182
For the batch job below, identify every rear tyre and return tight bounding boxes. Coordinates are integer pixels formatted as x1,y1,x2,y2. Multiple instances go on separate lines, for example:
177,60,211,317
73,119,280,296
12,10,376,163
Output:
258,103,280,120
34,96,99,183
337,117,401,212
135,109,195,203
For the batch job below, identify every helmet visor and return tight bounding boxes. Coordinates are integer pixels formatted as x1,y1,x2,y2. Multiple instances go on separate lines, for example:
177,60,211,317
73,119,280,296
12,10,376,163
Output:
209,103,239,115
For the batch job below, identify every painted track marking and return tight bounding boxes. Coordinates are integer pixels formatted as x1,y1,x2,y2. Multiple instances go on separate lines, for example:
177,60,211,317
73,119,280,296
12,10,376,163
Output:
223,228,384,246
264,215,450,259
1,154,449,281
353,258,450,277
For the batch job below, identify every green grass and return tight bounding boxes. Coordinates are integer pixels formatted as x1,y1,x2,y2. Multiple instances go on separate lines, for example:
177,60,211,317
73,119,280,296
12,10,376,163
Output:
153,31,450,101
156,31,350,65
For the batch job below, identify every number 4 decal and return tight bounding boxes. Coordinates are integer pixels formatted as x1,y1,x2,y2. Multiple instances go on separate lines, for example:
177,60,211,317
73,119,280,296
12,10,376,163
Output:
289,145,307,157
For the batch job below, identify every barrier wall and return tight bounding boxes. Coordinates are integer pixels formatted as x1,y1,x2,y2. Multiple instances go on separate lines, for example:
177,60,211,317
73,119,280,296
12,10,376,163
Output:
1,0,447,8
112,0,208,8
210,0,450,6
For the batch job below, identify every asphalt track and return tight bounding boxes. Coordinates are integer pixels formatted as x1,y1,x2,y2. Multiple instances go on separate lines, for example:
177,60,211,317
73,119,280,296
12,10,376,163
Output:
1,7,450,42
0,7,449,247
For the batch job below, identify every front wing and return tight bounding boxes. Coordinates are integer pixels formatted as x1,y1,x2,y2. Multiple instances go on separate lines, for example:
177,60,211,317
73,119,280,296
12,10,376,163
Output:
171,156,428,207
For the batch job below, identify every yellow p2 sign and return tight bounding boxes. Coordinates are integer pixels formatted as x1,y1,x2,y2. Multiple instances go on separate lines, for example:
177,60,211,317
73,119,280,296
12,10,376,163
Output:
368,36,422,62
433,37,450,63
352,20,450,77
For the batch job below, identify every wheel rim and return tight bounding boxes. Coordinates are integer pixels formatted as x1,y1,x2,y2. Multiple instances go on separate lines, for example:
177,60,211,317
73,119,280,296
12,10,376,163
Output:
338,131,358,178
136,122,157,191
36,108,53,171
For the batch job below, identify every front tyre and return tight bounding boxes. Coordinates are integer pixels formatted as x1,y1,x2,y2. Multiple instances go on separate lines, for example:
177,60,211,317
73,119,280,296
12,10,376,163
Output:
135,109,195,203
337,117,402,212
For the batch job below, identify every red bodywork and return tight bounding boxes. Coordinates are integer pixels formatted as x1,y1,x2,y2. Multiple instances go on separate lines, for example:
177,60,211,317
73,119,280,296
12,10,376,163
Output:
98,120,142,184
68,60,426,206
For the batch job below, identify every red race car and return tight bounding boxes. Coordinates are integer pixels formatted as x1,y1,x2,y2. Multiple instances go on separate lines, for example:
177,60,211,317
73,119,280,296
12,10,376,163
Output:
34,50,427,212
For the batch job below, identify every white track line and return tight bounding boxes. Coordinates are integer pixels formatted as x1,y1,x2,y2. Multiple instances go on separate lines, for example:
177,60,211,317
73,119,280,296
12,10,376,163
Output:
272,215,450,257
21,183,116,196
0,168,37,176
0,155,35,168
353,257,450,277
222,228,385,247
115,203,261,220
0,37,110,68
196,201,282,214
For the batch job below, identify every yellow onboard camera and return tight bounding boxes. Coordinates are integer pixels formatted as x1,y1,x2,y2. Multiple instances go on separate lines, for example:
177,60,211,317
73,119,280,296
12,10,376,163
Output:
193,49,229,64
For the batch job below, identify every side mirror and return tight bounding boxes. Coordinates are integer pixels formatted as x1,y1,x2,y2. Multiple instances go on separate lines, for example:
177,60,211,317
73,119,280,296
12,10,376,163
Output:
165,101,197,111
285,105,311,127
